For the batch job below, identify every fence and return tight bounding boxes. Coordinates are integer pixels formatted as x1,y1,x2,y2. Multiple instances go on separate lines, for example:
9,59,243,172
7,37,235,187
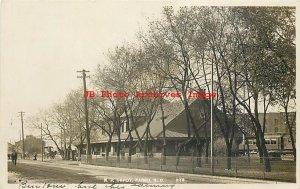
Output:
81,155,295,182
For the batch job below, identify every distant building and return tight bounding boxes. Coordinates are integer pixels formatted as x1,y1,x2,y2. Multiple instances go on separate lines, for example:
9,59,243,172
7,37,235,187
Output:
15,135,45,155
239,112,296,153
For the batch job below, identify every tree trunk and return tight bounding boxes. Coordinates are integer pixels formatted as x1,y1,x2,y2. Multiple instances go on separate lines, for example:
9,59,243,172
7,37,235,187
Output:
175,138,192,166
253,126,264,163
160,98,167,165
284,107,296,162
256,125,271,172
117,139,121,163
124,106,133,163
162,144,166,165
196,142,203,167
203,118,209,164
79,137,84,158
183,100,191,138
143,129,149,164
226,143,232,170
67,147,71,160
245,137,250,163
128,135,132,163
105,136,112,161
205,141,209,164
176,143,183,166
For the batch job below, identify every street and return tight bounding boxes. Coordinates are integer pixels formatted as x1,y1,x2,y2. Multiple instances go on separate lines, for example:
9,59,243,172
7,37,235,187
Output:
8,160,279,184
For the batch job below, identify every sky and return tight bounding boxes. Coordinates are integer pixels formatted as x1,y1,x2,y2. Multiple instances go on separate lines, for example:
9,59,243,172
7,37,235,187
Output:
0,0,166,143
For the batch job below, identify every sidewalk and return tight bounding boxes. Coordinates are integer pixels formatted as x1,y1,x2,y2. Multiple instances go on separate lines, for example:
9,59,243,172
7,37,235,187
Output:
78,163,282,184
19,159,285,184
19,157,80,165
40,158,80,165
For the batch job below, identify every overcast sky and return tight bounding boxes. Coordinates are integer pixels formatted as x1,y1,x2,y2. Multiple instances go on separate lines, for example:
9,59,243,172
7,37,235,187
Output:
0,0,166,142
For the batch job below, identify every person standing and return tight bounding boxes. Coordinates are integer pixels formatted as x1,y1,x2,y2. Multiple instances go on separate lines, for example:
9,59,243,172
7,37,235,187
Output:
11,150,17,165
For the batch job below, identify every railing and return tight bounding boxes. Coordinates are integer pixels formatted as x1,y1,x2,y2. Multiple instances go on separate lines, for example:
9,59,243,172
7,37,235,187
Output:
81,155,295,182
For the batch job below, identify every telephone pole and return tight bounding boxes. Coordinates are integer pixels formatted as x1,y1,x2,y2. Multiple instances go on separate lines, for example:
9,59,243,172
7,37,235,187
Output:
77,69,91,158
41,123,43,162
210,64,214,176
18,111,25,159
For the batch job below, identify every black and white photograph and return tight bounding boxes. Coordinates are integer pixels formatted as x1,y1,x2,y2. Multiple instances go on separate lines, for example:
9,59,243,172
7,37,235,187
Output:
0,1,297,188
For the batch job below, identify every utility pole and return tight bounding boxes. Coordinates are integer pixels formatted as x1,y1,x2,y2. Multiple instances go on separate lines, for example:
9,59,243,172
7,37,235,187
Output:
60,128,63,158
77,69,91,158
18,111,25,159
41,123,43,162
210,64,214,176
243,86,246,155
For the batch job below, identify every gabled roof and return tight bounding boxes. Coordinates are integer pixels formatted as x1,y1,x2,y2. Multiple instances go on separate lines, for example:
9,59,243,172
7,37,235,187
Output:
130,100,185,139
157,130,188,138
120,98,171,118
89,98,243,144
92,99,214,143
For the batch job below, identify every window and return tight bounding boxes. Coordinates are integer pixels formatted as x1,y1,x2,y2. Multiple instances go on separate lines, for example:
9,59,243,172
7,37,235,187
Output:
93,147,101,155
121,123,124,133
156,145,162,153
271,139,277,144
265,140,271,144
121,122,128,133
274,127,278,133
95,147,101,155
126,121,129,131
274,119,278,125
102,129,106,135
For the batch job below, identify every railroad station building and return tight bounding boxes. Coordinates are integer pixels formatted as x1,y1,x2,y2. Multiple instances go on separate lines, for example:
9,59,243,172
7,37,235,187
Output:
80,98,242,157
